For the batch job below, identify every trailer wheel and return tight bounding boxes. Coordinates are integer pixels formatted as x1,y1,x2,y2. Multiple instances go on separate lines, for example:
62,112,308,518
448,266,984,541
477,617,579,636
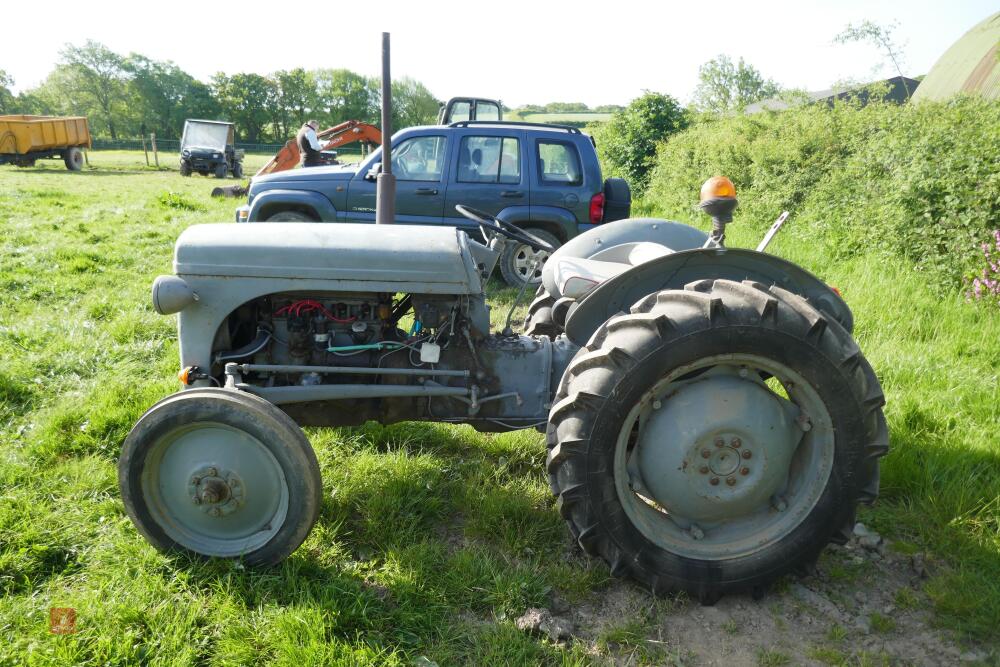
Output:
64,147,84,171
119,388,322,566
215,163,227,179
547,279,887,602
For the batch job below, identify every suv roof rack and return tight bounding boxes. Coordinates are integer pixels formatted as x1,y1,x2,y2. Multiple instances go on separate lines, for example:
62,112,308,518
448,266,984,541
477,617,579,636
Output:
448,120,583,134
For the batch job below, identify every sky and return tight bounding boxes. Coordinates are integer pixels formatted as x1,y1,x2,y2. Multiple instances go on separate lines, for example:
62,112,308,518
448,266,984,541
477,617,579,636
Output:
1,0,995,107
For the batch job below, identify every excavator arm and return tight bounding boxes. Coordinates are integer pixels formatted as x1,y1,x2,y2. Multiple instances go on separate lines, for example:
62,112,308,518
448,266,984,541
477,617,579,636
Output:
254,120,382,177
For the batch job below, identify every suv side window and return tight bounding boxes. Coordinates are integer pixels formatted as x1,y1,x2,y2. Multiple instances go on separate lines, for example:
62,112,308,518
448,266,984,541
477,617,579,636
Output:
537,140,582,186
391,136,447,181
457,136,520,184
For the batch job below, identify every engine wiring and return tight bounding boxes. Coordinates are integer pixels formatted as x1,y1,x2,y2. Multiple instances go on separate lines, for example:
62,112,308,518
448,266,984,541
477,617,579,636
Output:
274,299,357,323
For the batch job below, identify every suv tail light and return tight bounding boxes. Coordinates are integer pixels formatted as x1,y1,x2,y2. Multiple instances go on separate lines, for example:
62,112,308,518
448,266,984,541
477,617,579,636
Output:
589,192,606,224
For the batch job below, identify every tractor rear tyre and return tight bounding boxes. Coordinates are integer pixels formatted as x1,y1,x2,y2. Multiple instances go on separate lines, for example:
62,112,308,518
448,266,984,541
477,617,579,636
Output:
524,286,561,338
119,388,323,566
547,279,887,602
64,147,84,171
215,163,227,179
232,161,243,179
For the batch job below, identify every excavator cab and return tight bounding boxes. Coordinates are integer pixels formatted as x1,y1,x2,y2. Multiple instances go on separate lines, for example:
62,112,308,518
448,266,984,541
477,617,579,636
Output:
436,97,503,124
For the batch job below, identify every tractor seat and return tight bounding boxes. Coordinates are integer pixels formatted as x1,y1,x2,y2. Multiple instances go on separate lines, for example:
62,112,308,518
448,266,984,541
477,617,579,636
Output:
553,241,675,299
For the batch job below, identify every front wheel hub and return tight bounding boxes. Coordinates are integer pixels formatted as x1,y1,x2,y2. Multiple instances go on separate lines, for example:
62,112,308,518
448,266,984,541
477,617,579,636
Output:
188,466,245,517
636,375,802,523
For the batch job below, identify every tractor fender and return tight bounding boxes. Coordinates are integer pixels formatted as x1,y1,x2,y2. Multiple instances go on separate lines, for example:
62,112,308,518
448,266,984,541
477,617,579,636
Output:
564,246,853,346
541,218,709,296
247,189,337,222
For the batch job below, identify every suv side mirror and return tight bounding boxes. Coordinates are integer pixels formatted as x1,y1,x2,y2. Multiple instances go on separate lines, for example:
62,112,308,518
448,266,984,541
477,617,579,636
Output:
365,163,382,181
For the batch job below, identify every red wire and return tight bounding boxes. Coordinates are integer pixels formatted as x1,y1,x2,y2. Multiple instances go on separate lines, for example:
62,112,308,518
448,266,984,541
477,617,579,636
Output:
274,299,356,323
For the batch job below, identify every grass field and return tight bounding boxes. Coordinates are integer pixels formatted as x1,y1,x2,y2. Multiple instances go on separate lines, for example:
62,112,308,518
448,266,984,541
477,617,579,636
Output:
0,151,998,664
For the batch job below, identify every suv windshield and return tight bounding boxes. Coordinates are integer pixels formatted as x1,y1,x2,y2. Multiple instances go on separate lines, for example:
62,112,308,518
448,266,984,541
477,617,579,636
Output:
182,122,229,151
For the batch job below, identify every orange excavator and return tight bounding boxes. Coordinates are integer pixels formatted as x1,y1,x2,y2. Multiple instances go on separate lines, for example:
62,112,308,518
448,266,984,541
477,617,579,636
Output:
212,120,382,197
211,97,503,197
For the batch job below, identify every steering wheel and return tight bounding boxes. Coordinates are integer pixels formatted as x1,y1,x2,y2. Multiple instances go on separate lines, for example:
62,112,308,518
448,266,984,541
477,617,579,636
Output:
455,205,555,253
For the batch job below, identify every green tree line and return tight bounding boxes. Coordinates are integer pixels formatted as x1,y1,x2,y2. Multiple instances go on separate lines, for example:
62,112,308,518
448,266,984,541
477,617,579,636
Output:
0,41,439,142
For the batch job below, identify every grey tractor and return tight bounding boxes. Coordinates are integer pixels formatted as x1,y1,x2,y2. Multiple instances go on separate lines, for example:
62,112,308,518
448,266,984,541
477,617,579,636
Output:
120,178,887,602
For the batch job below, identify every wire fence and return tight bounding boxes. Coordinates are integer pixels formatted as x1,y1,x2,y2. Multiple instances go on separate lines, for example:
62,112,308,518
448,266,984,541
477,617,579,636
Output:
90,138,288,154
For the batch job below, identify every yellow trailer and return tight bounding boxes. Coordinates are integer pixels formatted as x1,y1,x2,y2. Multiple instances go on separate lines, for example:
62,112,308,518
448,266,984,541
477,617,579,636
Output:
0,115,91,171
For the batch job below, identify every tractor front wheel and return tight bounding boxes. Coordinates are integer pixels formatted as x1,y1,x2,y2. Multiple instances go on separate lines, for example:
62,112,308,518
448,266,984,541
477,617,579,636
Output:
547,279,887,602
523,285,561,338
119,388,322,566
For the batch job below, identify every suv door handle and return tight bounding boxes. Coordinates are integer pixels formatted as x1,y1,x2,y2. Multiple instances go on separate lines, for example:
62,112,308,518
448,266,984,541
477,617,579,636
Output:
501,190,524,198
415,187,438,195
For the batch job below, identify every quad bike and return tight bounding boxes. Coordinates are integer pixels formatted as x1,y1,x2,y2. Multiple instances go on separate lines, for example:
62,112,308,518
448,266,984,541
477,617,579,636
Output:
120,177,887,602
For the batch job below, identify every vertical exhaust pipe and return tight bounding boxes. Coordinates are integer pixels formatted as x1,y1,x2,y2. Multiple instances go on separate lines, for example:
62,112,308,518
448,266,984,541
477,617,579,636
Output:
375,32,395,225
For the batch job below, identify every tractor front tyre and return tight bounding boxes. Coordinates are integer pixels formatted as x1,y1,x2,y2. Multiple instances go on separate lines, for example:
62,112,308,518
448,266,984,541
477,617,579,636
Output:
179,160,192,177
524,286,561,338
547,279,887,602
215,163,227,179
119,388,323,566
64,147,84,171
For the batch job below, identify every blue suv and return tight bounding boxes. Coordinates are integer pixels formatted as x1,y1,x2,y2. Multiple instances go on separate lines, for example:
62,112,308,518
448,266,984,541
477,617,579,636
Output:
236,121,630,286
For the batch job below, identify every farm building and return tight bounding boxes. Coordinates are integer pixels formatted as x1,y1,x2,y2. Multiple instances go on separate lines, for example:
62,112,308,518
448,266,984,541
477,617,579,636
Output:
744,76,920,114
911,10,1000,102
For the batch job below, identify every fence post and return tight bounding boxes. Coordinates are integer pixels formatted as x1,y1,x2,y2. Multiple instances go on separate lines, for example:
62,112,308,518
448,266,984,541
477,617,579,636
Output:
142,135,149,166
151,133,159,168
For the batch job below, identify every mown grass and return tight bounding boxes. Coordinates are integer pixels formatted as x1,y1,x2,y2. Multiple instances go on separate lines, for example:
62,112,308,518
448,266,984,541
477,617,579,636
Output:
1,146,999,663
0,154,606,664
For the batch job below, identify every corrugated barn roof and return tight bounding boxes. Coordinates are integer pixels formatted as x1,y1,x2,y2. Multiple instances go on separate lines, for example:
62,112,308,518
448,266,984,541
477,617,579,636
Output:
912,11,1000,102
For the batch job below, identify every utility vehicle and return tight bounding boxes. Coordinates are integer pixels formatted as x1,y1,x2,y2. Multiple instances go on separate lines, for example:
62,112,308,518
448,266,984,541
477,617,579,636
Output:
120,178,886,601
179,119,243,178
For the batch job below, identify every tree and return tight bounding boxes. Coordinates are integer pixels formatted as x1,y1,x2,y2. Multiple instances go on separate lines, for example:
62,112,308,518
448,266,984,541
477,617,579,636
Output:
692,55,781,113
212,72,278,143
834,21,911,96
594,104,625,114
273,68,316,138
591,91,688,192
0,70,14,114
126,55,219,139
385,77,439,129
545,102,589,113
313,68,374,126
60,40,130,138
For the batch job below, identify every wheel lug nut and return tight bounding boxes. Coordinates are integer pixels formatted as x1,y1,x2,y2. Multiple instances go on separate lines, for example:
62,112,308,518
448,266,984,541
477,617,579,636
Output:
191,476,201,485
652,400,662,409
689,524,705,540
699,465,709,474
207,467,218,477
726,477,736,486
742,450,752,459
701,450,711,459
731,437,742,448
710,477,720,486
740,467,750,476
714,438,725,448
192,496,201,505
